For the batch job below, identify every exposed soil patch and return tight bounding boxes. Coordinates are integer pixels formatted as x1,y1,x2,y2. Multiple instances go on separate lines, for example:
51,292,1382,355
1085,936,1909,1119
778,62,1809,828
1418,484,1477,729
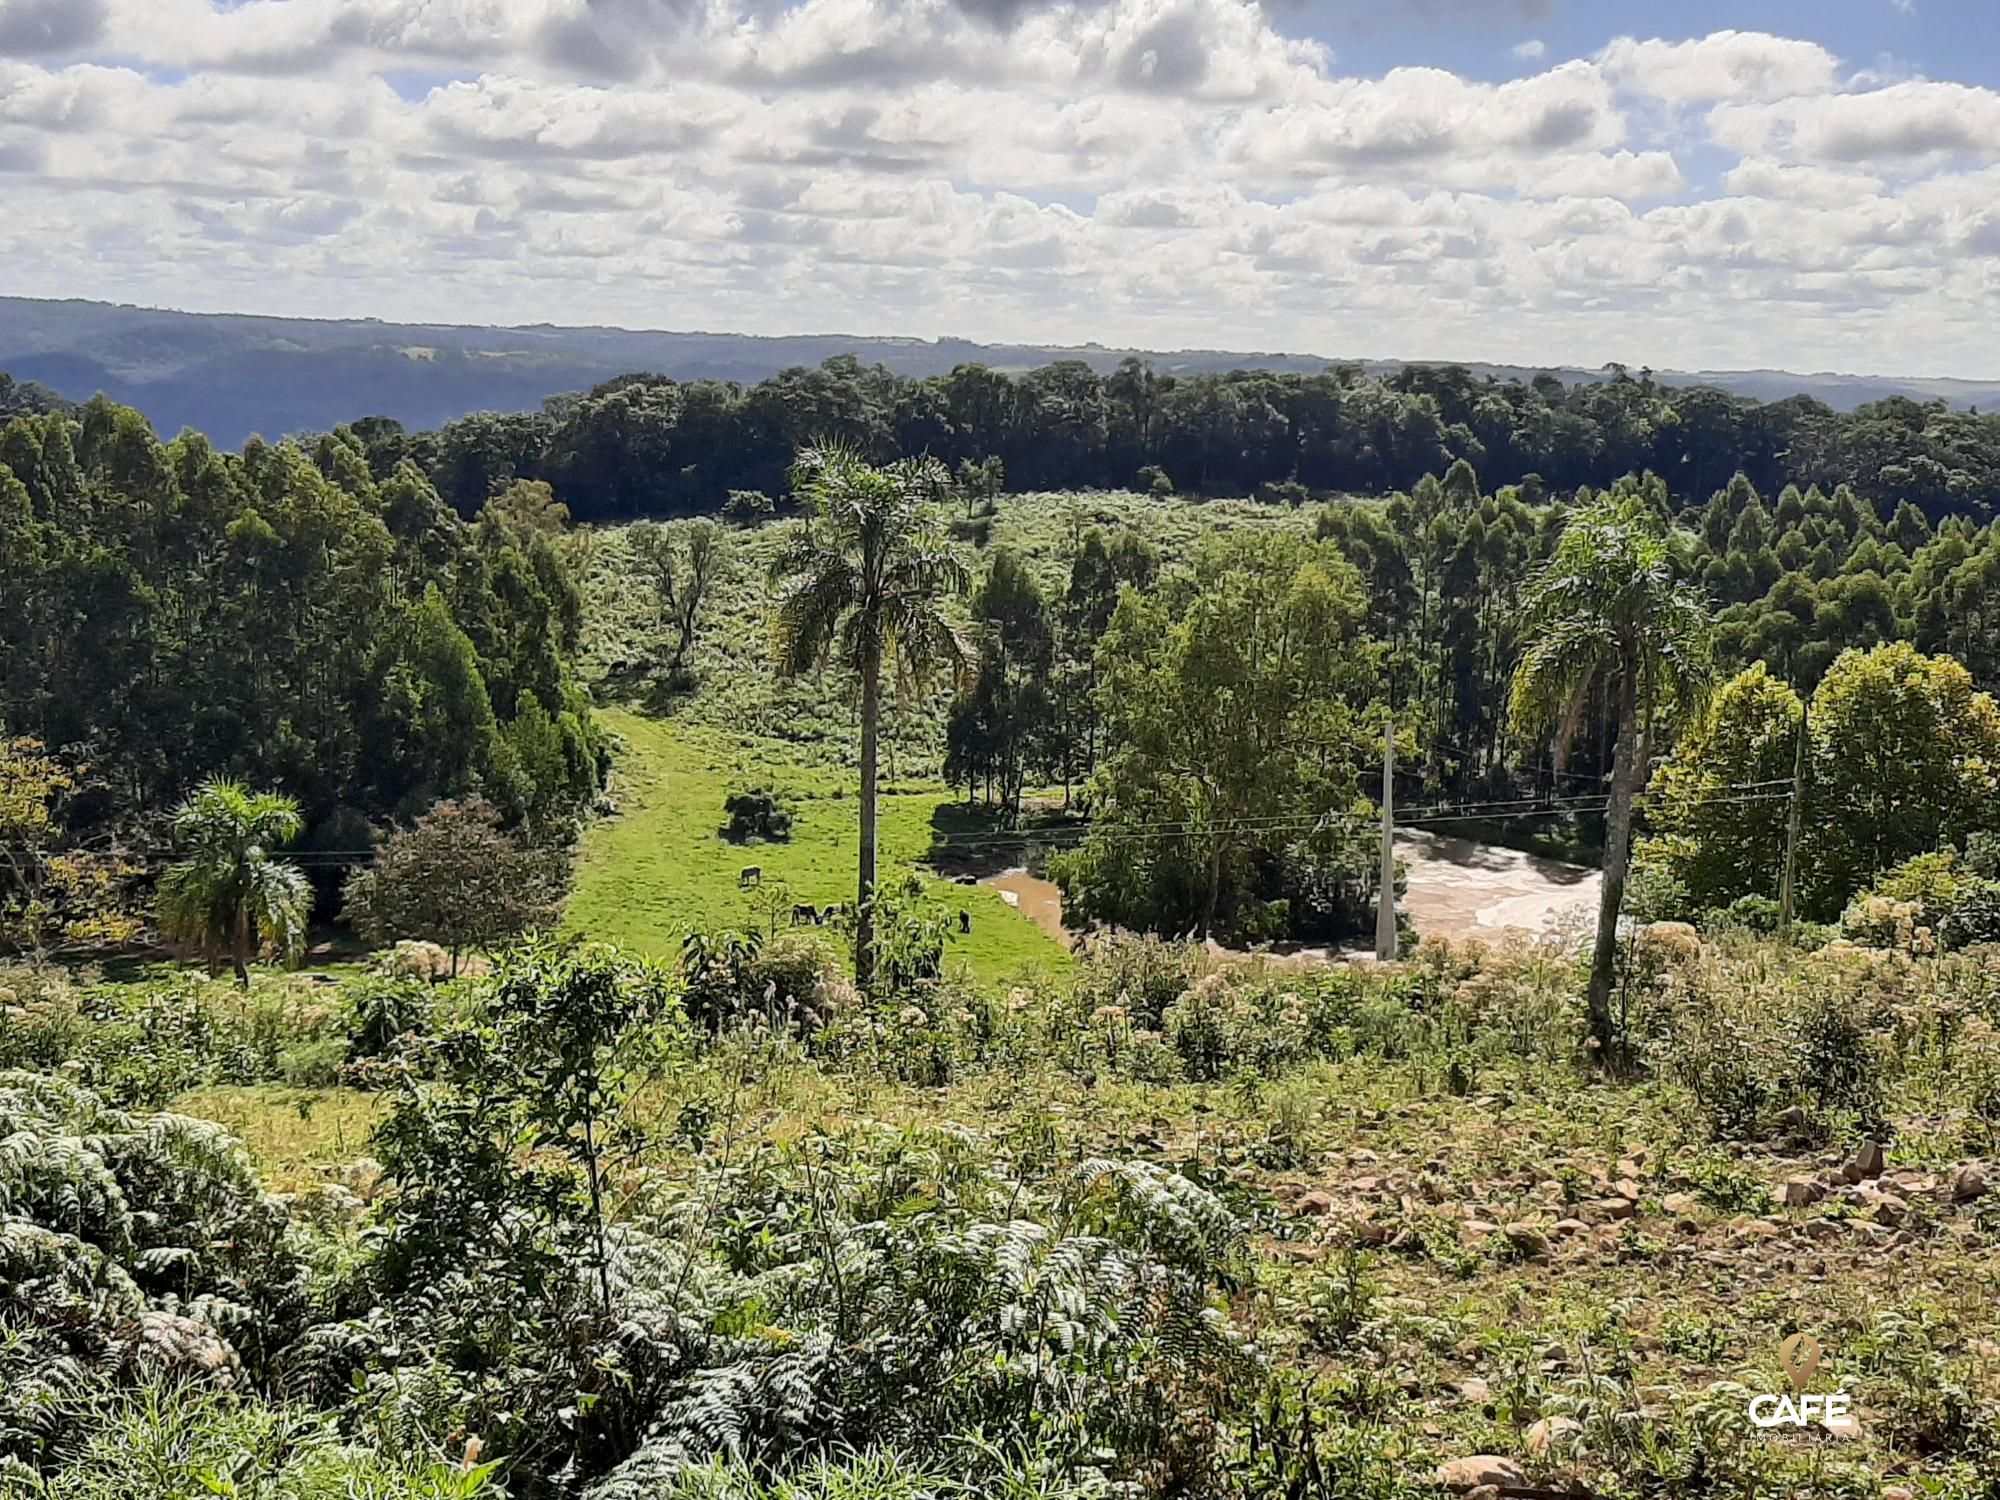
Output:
978,831,1601,955
1398,828,1600,943
984,867,1073,948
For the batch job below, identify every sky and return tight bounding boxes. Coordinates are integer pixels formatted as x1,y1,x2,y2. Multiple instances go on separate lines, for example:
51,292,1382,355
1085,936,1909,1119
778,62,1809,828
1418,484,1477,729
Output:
4,0,2000,376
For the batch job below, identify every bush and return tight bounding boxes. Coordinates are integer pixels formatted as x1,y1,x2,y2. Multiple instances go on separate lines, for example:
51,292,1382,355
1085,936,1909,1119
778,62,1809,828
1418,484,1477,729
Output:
1711,894,1781,934
0,972,348,1107
1256,478,1311,508
1070,934,1202,1030
720,787,793,844
1840,848,2000,953
1654,948,1892,1142
722,489,775,525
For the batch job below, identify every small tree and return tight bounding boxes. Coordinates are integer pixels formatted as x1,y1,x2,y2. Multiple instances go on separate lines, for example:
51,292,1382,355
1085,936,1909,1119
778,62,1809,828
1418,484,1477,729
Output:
156,779,312,987
491,943,672,1318
0,737,136,961
629,517,730,677
343,796,564,975
373,943,674,1324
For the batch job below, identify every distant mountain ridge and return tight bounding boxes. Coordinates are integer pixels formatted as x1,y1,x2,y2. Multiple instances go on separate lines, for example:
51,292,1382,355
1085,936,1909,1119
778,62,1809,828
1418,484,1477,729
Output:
6,294,1998,450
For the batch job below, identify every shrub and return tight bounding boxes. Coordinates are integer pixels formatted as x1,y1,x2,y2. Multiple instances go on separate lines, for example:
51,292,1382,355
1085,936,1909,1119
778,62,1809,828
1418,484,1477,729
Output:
1841,848,2000,953
720,787,793,844
1255,478,1312,508
1654,949,1894,1141
1070,934,1202,1030
722,489,774,525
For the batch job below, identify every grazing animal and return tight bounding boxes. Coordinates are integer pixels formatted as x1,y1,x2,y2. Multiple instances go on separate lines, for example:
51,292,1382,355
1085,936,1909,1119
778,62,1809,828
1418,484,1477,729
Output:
958,909,972,933
739,866,762,887
792,903,817,926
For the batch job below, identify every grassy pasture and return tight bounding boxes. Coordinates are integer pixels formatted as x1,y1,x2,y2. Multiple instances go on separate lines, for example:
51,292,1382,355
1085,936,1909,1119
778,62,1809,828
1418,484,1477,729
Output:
566,709,1072,984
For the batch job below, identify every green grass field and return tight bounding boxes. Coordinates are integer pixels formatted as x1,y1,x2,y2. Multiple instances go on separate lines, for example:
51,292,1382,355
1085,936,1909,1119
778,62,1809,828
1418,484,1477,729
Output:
564,490,1323,985
566,709,1071,984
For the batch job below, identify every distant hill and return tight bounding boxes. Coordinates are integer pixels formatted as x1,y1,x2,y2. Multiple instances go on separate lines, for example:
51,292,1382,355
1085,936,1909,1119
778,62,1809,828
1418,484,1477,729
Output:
7,295,1999,449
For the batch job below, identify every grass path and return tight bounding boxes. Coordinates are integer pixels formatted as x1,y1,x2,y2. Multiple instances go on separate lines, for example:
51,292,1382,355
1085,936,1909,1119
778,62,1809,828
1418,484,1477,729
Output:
567,709,1071,985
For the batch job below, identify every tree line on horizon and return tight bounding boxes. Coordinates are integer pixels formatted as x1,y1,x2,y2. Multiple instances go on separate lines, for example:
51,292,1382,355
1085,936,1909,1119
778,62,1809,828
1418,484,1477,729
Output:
301,356,2000,525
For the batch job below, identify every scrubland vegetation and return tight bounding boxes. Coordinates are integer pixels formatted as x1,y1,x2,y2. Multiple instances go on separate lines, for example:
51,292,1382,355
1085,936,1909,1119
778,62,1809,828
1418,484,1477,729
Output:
7,370,2000,1497
11,930,2000,1498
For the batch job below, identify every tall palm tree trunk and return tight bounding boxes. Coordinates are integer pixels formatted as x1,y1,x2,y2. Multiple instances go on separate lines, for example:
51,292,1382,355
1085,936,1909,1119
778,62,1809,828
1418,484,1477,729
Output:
1587,670,1642,1057
856,647,881,991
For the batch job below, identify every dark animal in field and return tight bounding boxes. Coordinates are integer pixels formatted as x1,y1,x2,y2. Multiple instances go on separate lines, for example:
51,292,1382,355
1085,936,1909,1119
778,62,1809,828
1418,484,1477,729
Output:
959,909,972,933
792,903,818,926
740,866,762,886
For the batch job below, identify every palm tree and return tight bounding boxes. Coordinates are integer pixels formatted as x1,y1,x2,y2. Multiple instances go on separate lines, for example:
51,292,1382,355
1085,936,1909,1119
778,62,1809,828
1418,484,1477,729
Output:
156,778,313,987
771,446,970,989
1511,493,1711,1059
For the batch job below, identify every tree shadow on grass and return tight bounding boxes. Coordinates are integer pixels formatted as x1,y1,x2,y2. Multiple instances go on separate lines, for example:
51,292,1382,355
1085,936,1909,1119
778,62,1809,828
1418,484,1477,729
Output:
925,802,1087,881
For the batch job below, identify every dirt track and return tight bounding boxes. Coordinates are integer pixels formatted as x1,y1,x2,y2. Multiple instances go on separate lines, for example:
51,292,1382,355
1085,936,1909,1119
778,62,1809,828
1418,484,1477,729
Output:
980,829,1599,954
1394,828,1599,942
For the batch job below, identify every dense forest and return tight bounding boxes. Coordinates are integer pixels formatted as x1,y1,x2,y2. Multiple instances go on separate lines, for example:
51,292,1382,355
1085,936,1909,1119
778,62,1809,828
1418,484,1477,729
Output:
0,396,605,863
333,357,2000,525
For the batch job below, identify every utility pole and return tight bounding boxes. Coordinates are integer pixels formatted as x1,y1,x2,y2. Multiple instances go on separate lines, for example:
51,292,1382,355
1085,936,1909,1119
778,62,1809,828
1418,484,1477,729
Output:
1779,696,1809,936
1377,717,1397,960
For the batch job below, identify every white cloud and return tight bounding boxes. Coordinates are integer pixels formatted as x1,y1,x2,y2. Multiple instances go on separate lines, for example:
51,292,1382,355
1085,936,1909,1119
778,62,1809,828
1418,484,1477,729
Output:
6,15,2000,376
1598,30,1837,104
1512,39,1545,60
1712,80,2000,167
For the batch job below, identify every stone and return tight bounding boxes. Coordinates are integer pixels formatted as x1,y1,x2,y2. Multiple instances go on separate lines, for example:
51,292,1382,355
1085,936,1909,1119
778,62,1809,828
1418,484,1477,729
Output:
1954,1164,1989,1202
1661,1192,1698,1215
1434,1456,1529,1489
1614,1178,1643,1201
1456,1377,1492,1404
1293,1189,1338,1215
1551,1218,1590,1238
1463,1218,1500,1237
1525,1415,1582,1458
1503,1222,1551,1259
1844,1141,1887,1182
1781,1176,1825,1208
1883,1488,1916,1500
1594,1195,1639,1221
1859,1188,1908,1226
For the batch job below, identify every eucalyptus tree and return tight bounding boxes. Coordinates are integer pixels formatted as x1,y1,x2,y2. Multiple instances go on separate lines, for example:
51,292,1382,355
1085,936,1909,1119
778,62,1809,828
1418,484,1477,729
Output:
771,445,969,988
